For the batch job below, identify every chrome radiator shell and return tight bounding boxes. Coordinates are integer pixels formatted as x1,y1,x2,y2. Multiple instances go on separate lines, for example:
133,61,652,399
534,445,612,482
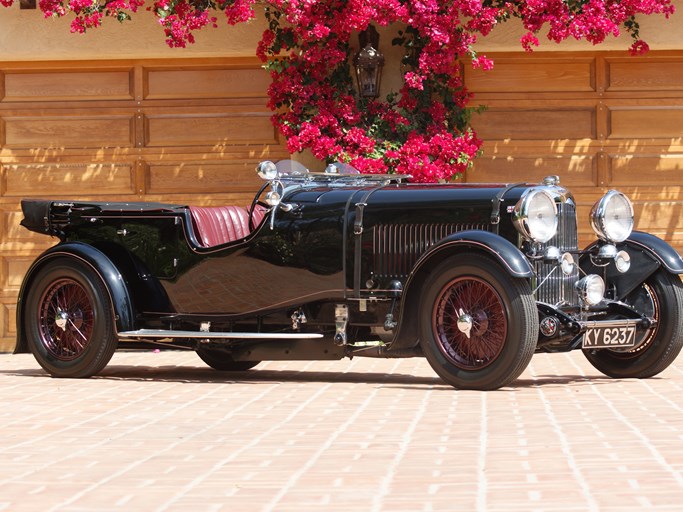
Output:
534,198,580,305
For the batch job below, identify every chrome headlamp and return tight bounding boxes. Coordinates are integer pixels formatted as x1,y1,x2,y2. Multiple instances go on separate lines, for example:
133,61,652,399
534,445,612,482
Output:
513,189,558,243
590,191,634,243
576,275,605,306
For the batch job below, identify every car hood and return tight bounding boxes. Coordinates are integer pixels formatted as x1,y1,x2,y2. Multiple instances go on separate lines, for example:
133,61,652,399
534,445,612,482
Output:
284,182,535,210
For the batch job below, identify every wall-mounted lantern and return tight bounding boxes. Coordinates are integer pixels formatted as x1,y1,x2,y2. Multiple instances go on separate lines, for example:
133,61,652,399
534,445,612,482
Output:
353,26,385,98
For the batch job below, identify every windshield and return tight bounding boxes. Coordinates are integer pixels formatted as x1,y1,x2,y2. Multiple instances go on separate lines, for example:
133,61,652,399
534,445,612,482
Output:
267,160,409,186
274,160,310,177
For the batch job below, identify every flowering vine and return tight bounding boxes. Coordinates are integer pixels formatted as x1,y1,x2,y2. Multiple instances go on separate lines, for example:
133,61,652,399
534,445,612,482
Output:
2,0,675,182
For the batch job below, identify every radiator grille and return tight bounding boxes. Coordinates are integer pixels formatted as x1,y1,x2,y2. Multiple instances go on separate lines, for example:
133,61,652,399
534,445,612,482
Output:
535,201,579,305
372,223,488,279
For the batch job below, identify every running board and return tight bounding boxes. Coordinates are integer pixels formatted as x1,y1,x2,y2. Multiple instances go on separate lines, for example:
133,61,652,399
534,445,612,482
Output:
118,329,323,340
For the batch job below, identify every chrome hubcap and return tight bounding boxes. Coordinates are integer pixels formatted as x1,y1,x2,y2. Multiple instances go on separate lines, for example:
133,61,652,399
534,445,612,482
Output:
456,308,473,339
55,310,69,332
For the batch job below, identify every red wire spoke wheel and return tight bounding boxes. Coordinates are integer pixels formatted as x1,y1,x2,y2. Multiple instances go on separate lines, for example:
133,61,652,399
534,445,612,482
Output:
25,258,117,378
37,277,95,361
420,255,537,390
432,276,507,370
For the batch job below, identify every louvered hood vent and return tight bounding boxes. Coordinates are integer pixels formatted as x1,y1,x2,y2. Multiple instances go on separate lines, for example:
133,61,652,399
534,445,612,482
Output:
372,223,489,280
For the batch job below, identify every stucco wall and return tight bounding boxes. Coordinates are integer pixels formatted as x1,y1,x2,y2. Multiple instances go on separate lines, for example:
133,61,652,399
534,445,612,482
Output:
0,8,266,60
0,2,680,61
475,0,683,52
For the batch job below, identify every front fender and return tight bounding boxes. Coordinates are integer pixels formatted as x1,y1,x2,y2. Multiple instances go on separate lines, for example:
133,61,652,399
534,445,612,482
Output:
15,242,135,354
580,231,683,302
625,231,683,273
389,230,533,351
413,230,534,278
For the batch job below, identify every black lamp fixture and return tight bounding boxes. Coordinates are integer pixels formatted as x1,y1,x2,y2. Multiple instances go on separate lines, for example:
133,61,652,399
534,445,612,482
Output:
353,26,385,98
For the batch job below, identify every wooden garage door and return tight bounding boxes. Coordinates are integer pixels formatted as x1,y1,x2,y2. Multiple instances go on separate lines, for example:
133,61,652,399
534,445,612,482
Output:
0,57,289,351
464,50,683,253
1,52,682,351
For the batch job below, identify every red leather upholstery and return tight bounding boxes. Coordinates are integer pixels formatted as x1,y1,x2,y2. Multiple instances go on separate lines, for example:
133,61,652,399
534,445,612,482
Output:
189,205,268,247
190,206,250,247
251,204,267,227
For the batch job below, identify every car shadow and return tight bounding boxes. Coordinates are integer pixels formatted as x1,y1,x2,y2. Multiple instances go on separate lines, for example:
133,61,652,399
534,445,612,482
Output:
0,363,621,390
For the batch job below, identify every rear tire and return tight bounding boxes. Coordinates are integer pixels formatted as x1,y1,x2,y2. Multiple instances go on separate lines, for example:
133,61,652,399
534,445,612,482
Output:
419,255,538,390
583,269,683,378
24,258,118,378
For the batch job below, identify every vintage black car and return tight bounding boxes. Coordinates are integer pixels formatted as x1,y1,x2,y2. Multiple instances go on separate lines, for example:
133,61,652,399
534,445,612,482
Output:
15,160,683,390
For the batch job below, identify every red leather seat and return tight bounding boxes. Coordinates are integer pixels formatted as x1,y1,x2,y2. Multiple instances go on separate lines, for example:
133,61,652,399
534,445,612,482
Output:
189,206,249,247
251,204,267,227
189,205,268,247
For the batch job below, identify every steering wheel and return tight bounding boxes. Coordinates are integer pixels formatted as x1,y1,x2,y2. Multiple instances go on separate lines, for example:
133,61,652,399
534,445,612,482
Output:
248,181,272,231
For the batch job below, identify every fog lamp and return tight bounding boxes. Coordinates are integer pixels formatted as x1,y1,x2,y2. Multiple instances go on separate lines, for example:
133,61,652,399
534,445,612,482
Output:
560,252,575,275
615,250,631,273
576,275,605,306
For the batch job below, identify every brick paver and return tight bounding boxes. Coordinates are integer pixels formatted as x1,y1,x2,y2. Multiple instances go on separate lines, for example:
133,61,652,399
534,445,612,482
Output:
1,351,682,511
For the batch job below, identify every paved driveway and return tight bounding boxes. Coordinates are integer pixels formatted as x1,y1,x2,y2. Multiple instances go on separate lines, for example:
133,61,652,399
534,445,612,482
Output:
1,351,682,511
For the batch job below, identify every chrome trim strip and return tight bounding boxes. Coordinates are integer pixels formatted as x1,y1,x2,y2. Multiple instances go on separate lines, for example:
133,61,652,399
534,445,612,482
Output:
579,318,653,330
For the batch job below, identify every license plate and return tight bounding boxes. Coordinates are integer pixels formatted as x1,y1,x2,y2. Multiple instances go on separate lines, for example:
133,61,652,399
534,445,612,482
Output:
582,325,637,349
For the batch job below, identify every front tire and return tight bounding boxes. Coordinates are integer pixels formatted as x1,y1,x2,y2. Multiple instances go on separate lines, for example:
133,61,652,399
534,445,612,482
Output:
583,269,683,378
419,255,538,390
24,258,118,378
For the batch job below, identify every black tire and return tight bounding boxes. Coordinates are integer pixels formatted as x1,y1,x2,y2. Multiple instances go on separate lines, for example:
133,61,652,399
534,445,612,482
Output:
24,258,118,378
196,347,260,371
419,255,538,390
583,269,683,378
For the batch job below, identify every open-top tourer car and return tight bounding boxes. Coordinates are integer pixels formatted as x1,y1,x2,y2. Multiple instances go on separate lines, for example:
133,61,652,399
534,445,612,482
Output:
15,160,683,390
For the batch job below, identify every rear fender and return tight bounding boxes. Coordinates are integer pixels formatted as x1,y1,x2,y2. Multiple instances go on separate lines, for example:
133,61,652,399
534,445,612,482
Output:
15,242,135,354
389,231,533,351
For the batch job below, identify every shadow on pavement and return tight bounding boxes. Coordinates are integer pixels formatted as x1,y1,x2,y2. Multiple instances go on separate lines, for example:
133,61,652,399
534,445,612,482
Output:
0,363,619,390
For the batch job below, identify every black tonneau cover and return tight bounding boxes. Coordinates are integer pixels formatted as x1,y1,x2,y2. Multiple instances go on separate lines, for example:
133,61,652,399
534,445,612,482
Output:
20,199,185,236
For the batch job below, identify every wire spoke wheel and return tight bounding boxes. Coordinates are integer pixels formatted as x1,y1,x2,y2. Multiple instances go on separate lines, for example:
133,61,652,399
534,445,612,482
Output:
419,255,538,390
583,269,683,379
38,278,95,361
433,277,507,370
25,258,118,378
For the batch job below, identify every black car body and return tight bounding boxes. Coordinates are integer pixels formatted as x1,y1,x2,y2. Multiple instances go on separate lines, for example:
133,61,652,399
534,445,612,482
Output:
15,160,683,389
